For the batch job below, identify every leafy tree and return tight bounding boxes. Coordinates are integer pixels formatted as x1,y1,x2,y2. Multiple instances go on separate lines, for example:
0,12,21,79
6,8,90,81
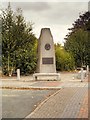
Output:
0,13,2,68
55,44,75,71
2,3,37,75
2,3,15,75
64,11,90,67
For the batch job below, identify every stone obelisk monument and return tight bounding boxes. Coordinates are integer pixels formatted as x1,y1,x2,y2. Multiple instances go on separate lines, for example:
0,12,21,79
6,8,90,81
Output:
33,28,60,80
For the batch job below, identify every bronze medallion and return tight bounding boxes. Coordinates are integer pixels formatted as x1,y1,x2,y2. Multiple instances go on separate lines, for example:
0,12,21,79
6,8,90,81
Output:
45,43,51,50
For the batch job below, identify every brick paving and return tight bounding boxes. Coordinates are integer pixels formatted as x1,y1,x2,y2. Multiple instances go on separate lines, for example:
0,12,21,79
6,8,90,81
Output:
60,87,88,118
32,81,62,87
78,93,88,118
26,87,88,118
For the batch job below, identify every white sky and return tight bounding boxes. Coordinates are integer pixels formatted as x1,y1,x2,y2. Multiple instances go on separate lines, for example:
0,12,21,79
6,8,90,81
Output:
1,1,89,45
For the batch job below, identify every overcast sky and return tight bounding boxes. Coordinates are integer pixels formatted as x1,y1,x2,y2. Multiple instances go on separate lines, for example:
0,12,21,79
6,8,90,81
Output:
1,2,88,45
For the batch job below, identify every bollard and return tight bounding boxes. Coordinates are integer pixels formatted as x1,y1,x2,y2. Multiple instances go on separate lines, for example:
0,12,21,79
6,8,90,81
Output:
87,65,89,76
81,68,84,82
17,69,20,80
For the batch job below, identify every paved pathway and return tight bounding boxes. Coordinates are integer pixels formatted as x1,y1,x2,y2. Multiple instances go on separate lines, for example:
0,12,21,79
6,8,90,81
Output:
26,73,88,119
26,87,88,118
1,72,88,90
78,93,88,118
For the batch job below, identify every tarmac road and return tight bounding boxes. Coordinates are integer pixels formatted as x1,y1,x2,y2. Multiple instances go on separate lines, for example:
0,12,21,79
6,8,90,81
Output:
2,89,57,119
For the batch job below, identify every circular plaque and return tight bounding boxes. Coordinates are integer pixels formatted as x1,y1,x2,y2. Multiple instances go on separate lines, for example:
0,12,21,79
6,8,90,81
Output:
45,43,51,50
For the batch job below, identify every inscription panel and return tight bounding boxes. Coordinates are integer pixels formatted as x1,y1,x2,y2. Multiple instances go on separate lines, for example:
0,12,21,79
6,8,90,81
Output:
42,57,53,64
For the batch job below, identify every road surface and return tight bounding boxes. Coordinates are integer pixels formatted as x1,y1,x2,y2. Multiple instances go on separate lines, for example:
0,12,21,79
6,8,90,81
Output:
2,89,57,118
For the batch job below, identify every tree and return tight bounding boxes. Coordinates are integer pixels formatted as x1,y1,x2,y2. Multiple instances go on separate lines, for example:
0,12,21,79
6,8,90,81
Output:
0,12,2,68
2,3,15,75
64,11,90,67
55,44,75,71
2,3,37,75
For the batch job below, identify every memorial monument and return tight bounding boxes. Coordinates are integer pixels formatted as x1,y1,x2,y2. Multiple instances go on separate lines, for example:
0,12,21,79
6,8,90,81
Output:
33,28,60,80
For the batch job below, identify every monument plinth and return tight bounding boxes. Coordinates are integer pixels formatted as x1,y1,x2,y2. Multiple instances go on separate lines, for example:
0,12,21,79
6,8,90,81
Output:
33,28,60,80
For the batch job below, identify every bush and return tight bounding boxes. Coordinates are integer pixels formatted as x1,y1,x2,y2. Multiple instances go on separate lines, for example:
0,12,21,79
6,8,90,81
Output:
55,44,75,71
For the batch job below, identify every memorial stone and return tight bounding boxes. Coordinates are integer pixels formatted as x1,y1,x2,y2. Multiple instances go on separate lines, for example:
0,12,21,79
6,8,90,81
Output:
33,28,60,80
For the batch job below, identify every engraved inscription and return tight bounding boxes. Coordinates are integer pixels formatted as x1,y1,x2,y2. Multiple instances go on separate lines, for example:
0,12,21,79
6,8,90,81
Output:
42,57,53,64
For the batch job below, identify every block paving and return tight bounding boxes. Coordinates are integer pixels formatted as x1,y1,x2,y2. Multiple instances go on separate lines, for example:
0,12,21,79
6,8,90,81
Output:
26,87,88,118
78,93,88,118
